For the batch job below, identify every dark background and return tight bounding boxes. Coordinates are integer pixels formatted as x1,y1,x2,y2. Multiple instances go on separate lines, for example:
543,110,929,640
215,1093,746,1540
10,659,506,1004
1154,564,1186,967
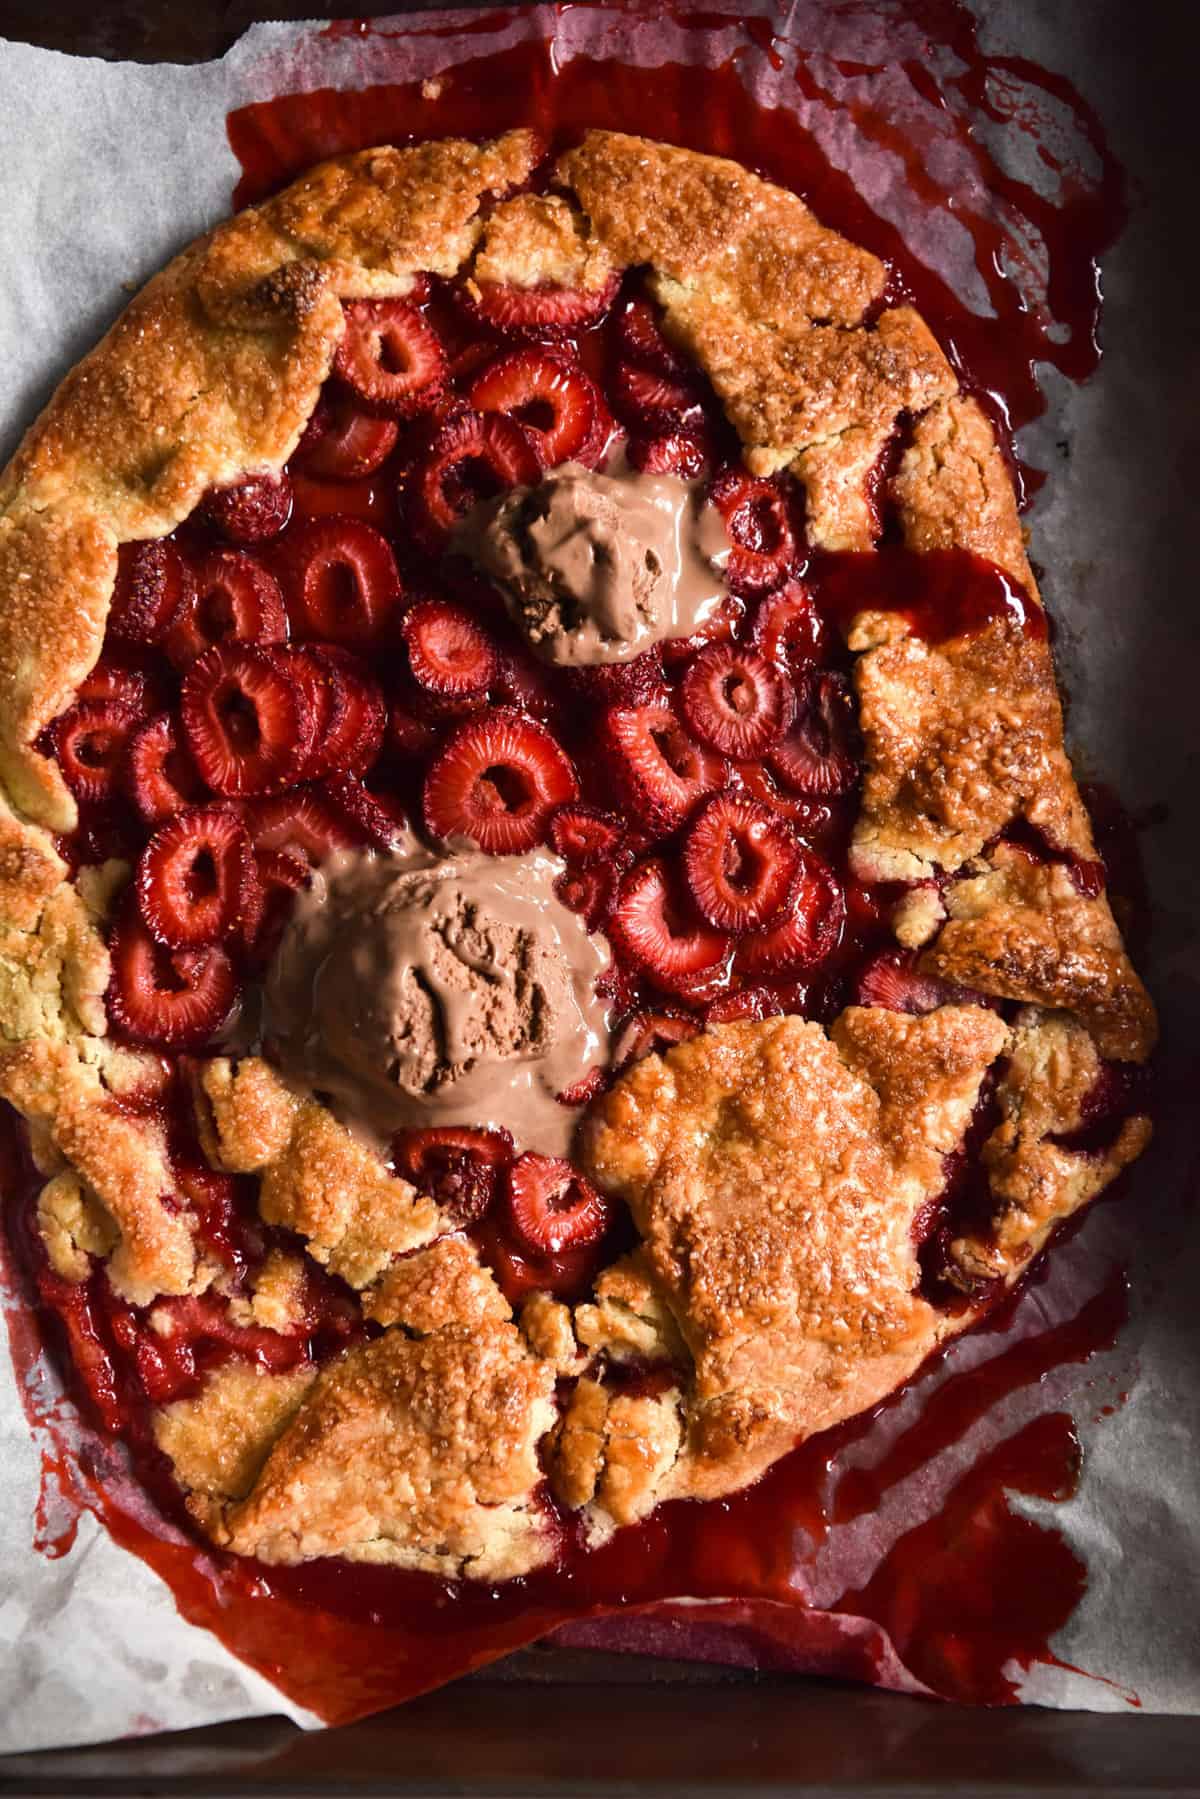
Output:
0,2,1197,1793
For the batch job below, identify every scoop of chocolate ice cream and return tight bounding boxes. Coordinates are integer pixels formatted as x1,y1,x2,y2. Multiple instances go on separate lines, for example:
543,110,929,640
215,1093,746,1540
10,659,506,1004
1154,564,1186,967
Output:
454,456,728,666
263,844,613,1156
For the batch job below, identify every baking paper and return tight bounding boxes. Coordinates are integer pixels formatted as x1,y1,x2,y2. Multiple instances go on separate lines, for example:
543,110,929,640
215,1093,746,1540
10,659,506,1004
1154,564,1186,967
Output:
0,0,1196,1752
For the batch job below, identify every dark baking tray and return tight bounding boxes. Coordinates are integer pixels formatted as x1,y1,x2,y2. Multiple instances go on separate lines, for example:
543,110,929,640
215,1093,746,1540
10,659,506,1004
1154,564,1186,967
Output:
0,0,1197,1791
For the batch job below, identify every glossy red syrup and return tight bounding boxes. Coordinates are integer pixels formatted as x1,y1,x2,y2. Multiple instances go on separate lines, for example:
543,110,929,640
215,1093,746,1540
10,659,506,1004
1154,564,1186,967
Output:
0,0,1142,1729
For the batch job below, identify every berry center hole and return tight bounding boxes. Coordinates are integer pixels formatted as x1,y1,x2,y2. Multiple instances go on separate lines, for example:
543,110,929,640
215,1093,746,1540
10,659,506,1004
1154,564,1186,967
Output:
478,763,532,814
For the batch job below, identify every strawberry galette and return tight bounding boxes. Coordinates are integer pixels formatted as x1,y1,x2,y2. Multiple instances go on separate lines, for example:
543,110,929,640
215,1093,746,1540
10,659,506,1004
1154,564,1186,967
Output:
0,130,1155,1579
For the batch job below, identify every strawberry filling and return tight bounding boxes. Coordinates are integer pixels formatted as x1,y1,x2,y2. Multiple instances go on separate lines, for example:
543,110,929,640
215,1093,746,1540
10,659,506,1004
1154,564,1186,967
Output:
610,858,730,989
680,643,794,759
854,948,987,1015
166,549,287,669
612,360,705,431
334,299,447,417
709,468,799,597
136,806,256,948
467,348,600,469
106,902,237,1048
393,1125,514,1227
627,428,712,479
505,1153,611,1256
753,580,829,670
405,408,542,546
615,296,692,381
767,670,859,797
49,699,141,805
423,709,578,853
611,1009,700,1072
274,517,401,647
682,794,800,932
124,711,206,825
600,701,726,832
456,273,620,339
294,390,399,480
549,803,625,868
737,855,846,976
109,540,193,646
403,598,499,699
202,473,293,544
301,647,387,779
181,643,312,796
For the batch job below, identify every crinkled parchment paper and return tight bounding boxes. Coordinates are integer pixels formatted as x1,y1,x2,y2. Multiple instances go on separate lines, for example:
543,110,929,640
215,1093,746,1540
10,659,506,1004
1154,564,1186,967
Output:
0,0,1196,1752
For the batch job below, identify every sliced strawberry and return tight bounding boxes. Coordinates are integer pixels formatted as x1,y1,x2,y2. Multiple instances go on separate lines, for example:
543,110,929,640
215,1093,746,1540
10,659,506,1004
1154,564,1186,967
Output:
549,803,624,868
610,858,730,988
456,273,620,339
704,984,806,1025
324,773,409,849
202,472,293,544
109,539,193,646
50,700,140,805
274,517,402,647
334,299,447,417
166,549,287,669
658,595,744,671
554,864,615,931
492,643,563,723
423,708,577,853
106,901,237,1049
736,759,836,832
180,643,312,796
612,360,704,431
505,1153,611,1256
612,1009,699,1073
403,598,498,699
738,855,845,976
77,660,163,717
304,647,386,778
294,390,399,480
564,645,665,710
752,580,827,670
467,348,599,469
556,1067,606,1108
137,806,256,949
600,701,726,832
246,783,364,866
241,846,309,962
615,295,692,380
682,794,799,932
708,468,799,597
393,1124,513,1227
853,949,982,1016
124,711,206,825
627,429,712,480
405,409,541,548
386,682,441,757
267,644,337,778
767,670,858,798
680,644,794,760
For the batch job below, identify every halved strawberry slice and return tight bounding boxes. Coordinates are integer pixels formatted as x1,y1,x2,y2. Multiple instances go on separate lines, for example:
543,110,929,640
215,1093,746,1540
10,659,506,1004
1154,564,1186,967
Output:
267,645,337,779
738,854,845,975
303,647,386,779
294,390,398,480
680,644,794,760
405,409,541,548
393,1124,514,1227
166,549,287,669
403,598,498,700
615,295,692,380
202,472,293,544
77,659,164,717
334,299,447,417
767,671,858,798
324,773,409,849
137,806,256,948
423,708,577,853
704,984,806,1025
505,1153,611,1256
106,901,238,1049
600,701,726,832
245,784,364,866
456,273,620,339
50,700,140,805
549,803,624,868
109,540,193,646
611,1009,699,1073
564,644,665,710
735,759,835,832
853,949,982,1015
554,864,615,931
708,468,799,597
181,643,312,796
610,858,730,988
274,517,402,647
386,681,441,757
612,360,704,431
627,429,712,480
682,794,799,933
752,580,827,669
467,348,599,469
492,643,563,724
658,595,744,671
124,711,207,825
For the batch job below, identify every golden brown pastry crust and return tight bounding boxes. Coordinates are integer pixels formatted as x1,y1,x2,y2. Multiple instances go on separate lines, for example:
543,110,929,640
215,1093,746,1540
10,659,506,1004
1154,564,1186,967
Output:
0,130,1156,1575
